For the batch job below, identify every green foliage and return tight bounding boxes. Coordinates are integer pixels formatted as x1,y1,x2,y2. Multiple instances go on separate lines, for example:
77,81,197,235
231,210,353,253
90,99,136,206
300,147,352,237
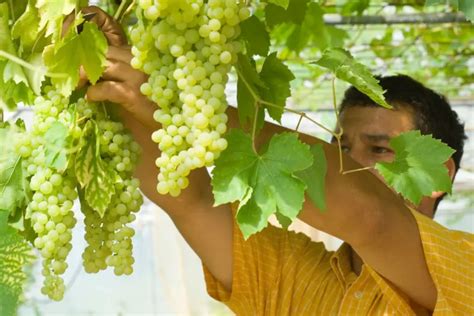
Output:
239,15,270,57
314,48,391,109
0,225,34,316
426,0,474,21
0,126,29,215
266,0,290,9
295,144,327,211
212,130,313,239
75,121,116,218
259,53,295,122
0,3,35,109
236,53,295,127
11,1,41,51
35,0,76,37
375,131,455,205
44,121,72,172
44,22,108,97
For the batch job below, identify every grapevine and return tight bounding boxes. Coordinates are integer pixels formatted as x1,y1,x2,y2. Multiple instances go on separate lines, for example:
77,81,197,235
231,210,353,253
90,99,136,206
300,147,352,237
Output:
0,0,470,310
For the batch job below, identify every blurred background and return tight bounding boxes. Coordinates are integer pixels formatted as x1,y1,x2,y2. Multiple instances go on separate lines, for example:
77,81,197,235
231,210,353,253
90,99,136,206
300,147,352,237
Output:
4,0,472,315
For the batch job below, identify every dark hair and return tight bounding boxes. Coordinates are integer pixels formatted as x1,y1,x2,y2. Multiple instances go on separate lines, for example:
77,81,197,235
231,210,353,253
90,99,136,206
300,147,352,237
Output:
339,74,467,210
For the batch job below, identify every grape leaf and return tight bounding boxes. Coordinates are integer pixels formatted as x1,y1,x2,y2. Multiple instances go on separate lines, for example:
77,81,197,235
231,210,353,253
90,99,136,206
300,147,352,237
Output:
0,3,15,55
236,54,267,128
44,121,71,172
259,52,295,122
77,121,116,218
0,225,34,316
276,3,347,53
75,121,96,187
264,0,310,28
44,22,108,97
341,0,370,15
314,48,391,109
267,0,290,9
24,53,46,95
295,144,327,211
459,0,474,21
212,130,313,239
35,0,75,37
0,127,29,213
11,0,41,51
239,15,270,57
375,131,455,205
0,4,35,108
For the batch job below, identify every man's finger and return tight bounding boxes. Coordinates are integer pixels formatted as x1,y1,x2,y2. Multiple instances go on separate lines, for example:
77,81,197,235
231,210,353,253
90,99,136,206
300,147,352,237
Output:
107,46,133,64
77,66,88,89
101,60,143,82
62,6,127,46
87,81,130,105
84,6,127,46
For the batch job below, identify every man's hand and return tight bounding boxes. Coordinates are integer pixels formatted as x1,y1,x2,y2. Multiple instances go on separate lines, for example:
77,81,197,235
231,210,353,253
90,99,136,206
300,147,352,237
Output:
62,6,127,46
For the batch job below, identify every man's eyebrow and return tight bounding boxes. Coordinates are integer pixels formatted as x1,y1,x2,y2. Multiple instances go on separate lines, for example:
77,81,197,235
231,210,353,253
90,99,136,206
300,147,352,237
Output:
361,133,391,142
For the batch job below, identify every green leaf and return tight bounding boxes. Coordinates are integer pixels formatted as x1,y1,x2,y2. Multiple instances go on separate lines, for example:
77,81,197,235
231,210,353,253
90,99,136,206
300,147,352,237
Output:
0,3,16,56
267,0,290,9
375,131,455,205
239,15,270,57
35,0,75,37
259,52,295,122
212,130,313,239
75,121,95,187
295,144,327,211
265,0,310,28
0,226,34,316
0,127,29,213
44,121,71,171
236,54,267,128
24,53,46,95
282,3,347,53
44,22,108,97
459,0,474,21
11,0,41,51
314,48,392,109
341,0,370,15
78,121,116,218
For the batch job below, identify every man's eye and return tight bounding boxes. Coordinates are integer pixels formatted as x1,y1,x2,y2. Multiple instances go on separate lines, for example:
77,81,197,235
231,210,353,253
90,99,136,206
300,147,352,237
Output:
341,145,350,153
372,146,391,154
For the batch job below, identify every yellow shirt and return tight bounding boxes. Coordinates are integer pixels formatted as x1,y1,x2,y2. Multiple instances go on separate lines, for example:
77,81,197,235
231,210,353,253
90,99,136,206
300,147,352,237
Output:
203,208,474,315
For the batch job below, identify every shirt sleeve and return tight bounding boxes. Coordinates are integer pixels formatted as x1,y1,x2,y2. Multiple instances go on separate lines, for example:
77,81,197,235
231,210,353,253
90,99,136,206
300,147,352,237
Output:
202,206,328,314
409,209,474,315
366,208,474,315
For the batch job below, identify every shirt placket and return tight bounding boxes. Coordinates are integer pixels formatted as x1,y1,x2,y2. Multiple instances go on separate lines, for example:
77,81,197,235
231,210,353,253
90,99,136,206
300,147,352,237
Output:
337,266,377,315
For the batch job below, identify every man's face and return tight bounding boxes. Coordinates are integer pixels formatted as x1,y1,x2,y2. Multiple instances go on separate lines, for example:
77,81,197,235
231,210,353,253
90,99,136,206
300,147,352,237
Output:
335,106,415,168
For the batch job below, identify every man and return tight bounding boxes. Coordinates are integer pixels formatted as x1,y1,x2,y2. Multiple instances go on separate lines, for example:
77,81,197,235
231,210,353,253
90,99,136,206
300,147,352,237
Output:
78,7,473,315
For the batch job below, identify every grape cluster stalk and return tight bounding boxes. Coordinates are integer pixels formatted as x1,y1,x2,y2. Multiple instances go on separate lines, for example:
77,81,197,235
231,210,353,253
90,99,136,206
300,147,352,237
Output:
131,0,250,196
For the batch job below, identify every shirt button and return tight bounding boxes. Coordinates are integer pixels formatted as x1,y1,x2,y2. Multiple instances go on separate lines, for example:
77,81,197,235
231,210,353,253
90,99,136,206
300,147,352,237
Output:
354,291,363,299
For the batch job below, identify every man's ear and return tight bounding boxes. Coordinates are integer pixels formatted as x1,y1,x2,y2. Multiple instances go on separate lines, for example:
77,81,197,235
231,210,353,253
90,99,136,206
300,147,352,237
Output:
430,158,456,199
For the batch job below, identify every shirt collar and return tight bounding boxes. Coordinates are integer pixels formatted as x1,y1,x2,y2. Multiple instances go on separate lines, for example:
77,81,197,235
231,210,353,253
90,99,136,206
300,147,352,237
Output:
330,242,358,288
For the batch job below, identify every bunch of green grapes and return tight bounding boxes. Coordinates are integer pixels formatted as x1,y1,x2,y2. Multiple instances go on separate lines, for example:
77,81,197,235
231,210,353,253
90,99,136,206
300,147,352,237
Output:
14,89,144,300
15,88,78,301
130,0,250,196
76,99,143,276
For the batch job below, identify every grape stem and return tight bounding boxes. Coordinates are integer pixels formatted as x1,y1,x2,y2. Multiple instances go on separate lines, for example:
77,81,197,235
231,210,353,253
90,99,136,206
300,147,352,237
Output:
114,0,129,21
0,50,68,78
236,60,368,176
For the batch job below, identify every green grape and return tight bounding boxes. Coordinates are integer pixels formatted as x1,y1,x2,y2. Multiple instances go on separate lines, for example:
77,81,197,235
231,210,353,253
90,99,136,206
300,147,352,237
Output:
132,0,248,197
